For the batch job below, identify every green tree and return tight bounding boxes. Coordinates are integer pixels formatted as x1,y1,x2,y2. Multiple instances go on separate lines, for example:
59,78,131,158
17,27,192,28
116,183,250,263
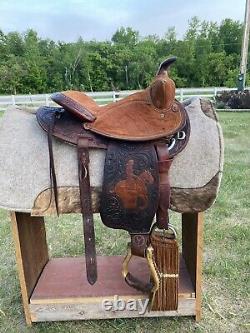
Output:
112,27,139,46
219,19,243,55
0,19,247,94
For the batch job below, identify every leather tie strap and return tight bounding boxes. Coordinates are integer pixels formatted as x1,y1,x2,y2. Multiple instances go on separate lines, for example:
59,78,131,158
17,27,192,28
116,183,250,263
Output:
155,143,173,230
77,137,97,285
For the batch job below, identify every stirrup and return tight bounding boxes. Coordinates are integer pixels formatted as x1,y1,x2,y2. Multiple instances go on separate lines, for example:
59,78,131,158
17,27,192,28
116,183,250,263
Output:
122,243,160,307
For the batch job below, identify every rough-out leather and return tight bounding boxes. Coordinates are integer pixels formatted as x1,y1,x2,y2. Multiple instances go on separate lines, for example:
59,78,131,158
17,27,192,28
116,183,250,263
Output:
52,91,98,121
150,76,175,110
51,68,185,141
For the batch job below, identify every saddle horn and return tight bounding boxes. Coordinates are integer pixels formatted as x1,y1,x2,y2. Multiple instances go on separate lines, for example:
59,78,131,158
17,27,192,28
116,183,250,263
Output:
150,57,177,109
156,56,177,75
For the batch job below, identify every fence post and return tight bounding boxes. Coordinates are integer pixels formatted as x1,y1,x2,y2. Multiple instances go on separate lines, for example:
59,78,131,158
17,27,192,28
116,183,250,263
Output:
180,88,184,102
112,91,116,102
214,87,217,99
45,94,49,106
11,95,15,105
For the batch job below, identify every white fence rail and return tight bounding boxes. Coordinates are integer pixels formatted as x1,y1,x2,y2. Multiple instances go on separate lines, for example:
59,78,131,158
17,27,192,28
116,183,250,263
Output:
0,87,249,110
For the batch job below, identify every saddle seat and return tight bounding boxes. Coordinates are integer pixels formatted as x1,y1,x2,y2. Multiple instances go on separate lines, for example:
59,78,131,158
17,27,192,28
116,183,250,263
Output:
52,73,185,141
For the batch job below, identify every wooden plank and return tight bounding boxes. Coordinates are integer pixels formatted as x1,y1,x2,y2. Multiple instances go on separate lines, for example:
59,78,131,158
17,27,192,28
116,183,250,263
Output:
182,212,204,321
30,298,196,322
182,213,198,288
194,212,204,321
10,212,49,325
31,256,194,305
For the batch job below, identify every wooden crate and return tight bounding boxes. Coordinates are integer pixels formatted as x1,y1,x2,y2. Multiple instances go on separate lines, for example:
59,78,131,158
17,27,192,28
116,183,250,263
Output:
10,211,203,325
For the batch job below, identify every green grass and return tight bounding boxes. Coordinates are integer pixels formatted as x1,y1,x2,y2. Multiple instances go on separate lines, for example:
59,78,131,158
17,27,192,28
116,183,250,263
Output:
0,112,249,332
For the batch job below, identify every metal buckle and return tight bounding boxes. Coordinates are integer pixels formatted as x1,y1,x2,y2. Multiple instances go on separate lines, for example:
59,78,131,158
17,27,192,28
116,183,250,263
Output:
153,224,177,239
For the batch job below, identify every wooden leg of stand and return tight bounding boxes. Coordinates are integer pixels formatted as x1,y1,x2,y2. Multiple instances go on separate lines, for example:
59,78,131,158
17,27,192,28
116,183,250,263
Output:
10,212,49,326
182,212,204,321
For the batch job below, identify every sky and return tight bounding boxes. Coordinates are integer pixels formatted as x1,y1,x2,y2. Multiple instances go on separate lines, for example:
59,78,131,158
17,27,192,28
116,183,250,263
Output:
0,0,246,42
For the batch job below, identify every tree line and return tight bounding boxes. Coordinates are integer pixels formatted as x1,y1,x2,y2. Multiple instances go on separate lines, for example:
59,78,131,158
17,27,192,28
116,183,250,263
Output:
0,17,248,94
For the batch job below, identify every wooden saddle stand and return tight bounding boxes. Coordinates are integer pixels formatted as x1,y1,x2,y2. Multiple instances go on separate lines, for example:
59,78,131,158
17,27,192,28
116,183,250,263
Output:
10,57,204,324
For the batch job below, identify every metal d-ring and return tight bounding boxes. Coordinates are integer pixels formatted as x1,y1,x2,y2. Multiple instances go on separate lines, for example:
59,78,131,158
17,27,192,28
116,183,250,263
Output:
153,224,177,239
177,131,186,140
168,138,176,150
168,224,177,238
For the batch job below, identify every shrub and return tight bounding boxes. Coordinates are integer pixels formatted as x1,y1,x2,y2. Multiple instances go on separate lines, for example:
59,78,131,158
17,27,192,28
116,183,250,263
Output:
216,90,250,109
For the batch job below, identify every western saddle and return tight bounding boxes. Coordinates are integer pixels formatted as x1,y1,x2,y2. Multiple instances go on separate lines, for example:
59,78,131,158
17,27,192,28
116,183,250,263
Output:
36,57,190,310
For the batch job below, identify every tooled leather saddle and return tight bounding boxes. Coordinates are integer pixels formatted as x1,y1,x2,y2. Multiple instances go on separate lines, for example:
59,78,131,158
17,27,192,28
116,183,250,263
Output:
36,57,190,303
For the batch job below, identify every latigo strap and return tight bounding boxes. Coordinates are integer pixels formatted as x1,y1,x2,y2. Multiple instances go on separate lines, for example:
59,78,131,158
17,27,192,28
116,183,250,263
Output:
155,142,173,229
77,137,97,285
